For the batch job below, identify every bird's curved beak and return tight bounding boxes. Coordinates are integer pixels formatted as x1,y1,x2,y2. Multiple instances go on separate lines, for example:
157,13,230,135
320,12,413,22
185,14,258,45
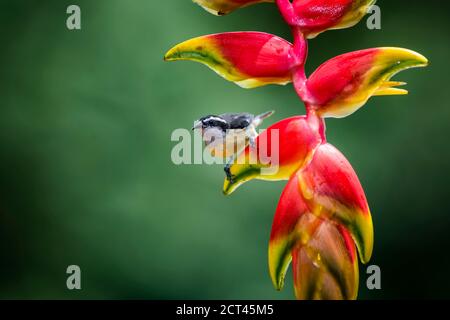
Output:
192,120,202,131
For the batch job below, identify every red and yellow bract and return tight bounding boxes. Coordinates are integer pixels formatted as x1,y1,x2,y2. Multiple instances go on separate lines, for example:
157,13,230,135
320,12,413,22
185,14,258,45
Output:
165,32,296,88
223,115,322,195
306,48,428,117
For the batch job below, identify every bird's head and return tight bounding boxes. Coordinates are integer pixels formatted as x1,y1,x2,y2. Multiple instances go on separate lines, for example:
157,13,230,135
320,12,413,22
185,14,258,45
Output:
192,115,229,132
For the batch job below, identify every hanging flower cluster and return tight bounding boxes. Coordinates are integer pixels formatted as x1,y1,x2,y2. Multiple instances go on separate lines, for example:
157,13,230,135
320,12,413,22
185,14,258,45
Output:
165,0,427,299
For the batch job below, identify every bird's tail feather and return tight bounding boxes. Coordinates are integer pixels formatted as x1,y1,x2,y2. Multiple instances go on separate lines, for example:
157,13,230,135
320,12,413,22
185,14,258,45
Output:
253,110,275,127
256,110,275,121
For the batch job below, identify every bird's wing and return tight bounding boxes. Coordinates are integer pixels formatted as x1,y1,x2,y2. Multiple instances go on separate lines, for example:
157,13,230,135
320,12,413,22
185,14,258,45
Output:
222,113,254,129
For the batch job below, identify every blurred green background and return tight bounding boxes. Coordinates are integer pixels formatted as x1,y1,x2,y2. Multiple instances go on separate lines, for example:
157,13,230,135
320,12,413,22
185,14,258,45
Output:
0,0,449,299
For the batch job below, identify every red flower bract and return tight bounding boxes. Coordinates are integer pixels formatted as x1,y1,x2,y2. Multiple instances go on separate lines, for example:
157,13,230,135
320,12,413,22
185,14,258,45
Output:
223,115,322,195
268,143,371,299
165,32,295,88
305,48,428,118
277,0,377,38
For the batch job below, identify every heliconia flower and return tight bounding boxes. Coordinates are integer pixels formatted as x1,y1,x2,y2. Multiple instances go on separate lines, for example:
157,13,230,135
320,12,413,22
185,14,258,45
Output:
268,170,359,299
167,0,428,301
193,0,274,16
276,0,376,38
222,115,322,195
164,32,297,89
304,47,429,118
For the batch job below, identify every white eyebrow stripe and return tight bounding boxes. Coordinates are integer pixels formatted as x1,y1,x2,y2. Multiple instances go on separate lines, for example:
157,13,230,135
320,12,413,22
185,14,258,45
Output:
206,116,225,121
203,116,228,124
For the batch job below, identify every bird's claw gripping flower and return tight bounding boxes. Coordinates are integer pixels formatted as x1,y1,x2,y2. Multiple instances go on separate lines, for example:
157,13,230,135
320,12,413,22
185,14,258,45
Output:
222,115,322,195
166,0,428,300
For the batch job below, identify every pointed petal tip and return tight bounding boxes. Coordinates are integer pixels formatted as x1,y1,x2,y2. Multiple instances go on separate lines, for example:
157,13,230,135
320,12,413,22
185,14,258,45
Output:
269,260,285,291
371,48,427,98
192,0,272,16
268,248,289,291
379,47,429,68
223,177,238,196
373,87,408,96
223,177,247,195
355,212,374,264
410,50,429,66
163,46,178,62
274,279,284,291
270,275,284,291
192,0,224,16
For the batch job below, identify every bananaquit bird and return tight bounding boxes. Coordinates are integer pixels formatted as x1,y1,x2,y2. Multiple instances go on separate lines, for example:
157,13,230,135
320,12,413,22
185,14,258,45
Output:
192,111,274,160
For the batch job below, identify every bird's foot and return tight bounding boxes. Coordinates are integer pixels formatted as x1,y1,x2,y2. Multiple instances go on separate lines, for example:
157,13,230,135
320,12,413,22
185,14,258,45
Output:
224,164,235,184
249,137,256,149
